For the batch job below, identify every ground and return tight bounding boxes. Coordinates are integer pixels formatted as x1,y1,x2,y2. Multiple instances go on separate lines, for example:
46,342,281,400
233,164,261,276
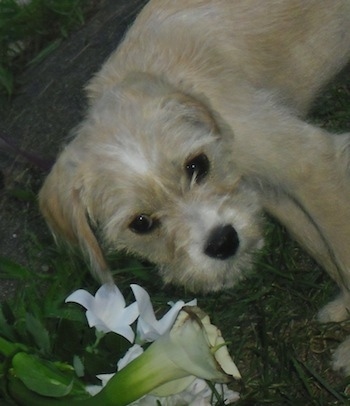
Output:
0,0,148,300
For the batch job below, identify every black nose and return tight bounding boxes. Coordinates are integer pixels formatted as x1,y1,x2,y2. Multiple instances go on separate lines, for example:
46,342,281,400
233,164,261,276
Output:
204,224,239,260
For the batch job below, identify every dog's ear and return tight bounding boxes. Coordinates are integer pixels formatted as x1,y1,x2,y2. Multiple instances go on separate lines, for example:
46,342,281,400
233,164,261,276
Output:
39,151,112,284
161,90,224,136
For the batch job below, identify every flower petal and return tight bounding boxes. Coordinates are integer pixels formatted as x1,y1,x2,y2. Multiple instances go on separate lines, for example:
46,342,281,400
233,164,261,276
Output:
85,310,110,332
151,376,196,396
65,289,94,308
132,284,197,342
155,301,185,334
117,344,144,371
93,285,126,326
106,301,139,340
96,284,126,309
201,314,241,379
66,284,140,342
113,323,136,343
131,284,157,324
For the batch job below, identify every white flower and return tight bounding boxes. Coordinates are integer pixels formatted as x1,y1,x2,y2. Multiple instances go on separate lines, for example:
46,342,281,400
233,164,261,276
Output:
155,306,241,382
65,284,139,343
131,284,197,342
90,306,240,406
86,317,240,405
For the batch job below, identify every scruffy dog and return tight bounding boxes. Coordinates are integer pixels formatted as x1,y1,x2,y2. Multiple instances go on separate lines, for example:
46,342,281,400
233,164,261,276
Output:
39,0,350,373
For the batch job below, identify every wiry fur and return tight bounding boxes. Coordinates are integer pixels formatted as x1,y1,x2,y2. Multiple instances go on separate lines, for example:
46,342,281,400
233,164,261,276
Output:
39,0,350,374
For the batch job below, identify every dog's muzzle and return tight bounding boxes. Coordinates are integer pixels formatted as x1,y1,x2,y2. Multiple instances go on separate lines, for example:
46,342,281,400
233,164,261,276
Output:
204,224,240,260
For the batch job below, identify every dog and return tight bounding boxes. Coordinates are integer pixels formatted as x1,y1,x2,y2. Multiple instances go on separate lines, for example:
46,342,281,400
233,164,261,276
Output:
39,0,350,374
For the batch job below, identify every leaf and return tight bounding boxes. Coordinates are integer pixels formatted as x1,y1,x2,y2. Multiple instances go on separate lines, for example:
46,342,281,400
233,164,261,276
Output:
7,187,36,202
0,65,13,96
0,305,15,341
12,352,75,398
27,39,62,66
0,257,31,279
25,313,51,354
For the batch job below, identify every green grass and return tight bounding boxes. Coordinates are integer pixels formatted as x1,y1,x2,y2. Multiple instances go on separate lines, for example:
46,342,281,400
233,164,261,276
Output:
1,2,350,404
0,0,95,99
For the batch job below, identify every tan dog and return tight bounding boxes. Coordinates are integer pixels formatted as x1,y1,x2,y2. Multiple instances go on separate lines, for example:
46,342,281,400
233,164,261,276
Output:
39,0,350,373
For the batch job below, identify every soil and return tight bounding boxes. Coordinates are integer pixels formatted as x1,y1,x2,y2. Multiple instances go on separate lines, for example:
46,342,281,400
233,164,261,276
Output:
0,0,149,300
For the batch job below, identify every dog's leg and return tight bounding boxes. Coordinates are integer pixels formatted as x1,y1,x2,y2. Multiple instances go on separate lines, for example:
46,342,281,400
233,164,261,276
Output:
261,191,340,284
332,336,350,376
259,134,350,375
222,92,350,294
317,289,350,323
261,190,350,323
289,134,350,298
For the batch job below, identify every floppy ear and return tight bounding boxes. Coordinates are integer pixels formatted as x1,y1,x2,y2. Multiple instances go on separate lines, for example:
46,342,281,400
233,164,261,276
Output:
158,86,235,141
38,151,113,284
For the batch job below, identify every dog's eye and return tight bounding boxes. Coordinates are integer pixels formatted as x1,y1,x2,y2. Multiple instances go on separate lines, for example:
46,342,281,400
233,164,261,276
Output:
129,214,158,234
185,153,210,183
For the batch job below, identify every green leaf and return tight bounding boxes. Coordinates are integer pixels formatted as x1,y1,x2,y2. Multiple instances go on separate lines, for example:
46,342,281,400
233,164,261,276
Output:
0,257,31,279
0,336,25,358
27,39,62,66
25,313,51,354
0,65,13,96
0,305,15,341
12,352,75,398
7,187,36,202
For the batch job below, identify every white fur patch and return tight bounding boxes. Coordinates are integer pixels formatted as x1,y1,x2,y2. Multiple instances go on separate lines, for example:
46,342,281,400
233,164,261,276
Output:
121,147,151,175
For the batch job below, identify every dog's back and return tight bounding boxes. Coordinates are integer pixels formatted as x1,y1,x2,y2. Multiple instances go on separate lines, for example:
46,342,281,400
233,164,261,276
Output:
88,0,350,113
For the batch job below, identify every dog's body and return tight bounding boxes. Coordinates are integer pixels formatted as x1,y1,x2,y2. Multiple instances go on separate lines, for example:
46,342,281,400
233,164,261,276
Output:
39,0,350,373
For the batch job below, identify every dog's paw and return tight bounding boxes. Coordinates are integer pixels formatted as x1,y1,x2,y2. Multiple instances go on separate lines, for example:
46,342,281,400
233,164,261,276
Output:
317,291,350,323
332,337,350,376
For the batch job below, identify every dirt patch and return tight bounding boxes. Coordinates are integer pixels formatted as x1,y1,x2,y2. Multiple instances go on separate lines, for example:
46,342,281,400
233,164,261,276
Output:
0,0,149,300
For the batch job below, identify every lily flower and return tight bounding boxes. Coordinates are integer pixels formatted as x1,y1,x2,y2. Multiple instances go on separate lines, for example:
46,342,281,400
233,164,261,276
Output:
65,284,139,343
89,306,240,406
131,284,197,342
94,358,239,405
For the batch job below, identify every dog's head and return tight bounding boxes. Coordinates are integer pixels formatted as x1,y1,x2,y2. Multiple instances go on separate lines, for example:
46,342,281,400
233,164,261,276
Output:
39,73,264,292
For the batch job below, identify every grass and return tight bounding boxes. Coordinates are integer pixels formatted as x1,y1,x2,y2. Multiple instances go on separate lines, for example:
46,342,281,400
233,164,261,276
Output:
1,1,350,405
0,0,96,100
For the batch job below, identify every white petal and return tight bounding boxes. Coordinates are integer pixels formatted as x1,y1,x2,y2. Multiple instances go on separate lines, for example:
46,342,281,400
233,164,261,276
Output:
113,323,135,343
97,373,115,387
85,385,103,396
119,301,140,325
65,289,94,308
132,285,197,342
95,284,126,310
85,310,110,332
117,344,144,371
158,311,227,382
131,284,157,325
136,319,160,342
215,384,240,404
131,284,160,341
93,285,126,326
154,301,186,336
201,315,241,380
151,376,196,396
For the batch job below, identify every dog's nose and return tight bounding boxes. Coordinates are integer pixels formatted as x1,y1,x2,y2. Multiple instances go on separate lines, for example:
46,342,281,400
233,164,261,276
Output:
204,224,239,260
